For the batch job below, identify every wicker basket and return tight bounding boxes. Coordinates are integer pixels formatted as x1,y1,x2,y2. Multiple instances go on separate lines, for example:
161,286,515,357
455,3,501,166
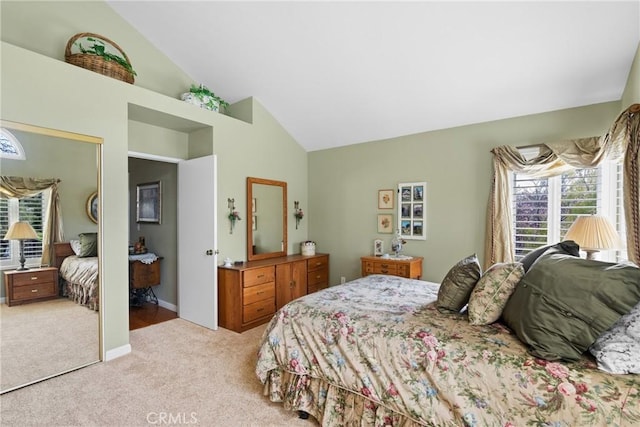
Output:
65,32,135,84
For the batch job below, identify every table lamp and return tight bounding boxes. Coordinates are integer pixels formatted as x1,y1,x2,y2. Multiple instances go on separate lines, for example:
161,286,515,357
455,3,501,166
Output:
563,215,623,260
4,221,38,270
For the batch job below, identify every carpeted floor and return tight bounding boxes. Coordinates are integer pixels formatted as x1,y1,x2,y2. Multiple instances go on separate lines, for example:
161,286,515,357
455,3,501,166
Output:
0,298,99,392
0,318,309,426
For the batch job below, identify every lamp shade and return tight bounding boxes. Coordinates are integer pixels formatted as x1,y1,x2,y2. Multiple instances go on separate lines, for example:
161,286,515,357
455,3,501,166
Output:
4,221,38,240
564,215,623,251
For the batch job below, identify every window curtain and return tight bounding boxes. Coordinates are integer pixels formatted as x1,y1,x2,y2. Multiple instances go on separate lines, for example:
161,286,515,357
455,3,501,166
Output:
0,176,63,266
484,104,638,270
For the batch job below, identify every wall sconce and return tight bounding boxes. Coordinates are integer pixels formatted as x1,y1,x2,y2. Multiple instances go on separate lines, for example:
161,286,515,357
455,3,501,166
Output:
294,201,304,229
228,198,241,234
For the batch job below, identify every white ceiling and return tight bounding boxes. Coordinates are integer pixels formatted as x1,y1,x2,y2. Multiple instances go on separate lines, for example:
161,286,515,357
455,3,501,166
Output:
108,1,640,152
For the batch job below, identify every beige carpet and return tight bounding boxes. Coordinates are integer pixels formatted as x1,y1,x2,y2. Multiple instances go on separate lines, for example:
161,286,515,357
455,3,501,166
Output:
1,298,99,392
0,318,309,426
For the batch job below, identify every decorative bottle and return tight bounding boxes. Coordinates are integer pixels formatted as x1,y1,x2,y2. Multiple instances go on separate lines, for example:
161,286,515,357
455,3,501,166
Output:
391,229,403,257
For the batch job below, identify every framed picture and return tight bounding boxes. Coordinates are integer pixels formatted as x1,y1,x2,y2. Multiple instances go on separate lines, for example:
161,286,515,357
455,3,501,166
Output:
373,239,384,256
397,181,426,240
86,191,98,224
136,181,162,224
377,214,393,234
378,189,394,209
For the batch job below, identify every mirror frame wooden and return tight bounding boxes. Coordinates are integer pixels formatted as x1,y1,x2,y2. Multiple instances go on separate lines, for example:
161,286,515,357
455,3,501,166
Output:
0,119,103,394
246,177,287,261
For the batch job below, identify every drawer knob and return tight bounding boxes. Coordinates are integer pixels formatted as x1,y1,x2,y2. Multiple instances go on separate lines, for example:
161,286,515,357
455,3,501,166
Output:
257,274,264,279
31,289,38,293
257,308,264,312
31,276,38,280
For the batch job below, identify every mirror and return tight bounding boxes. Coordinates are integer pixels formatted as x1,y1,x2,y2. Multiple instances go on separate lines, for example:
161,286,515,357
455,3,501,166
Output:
247,177,287,261
0,120,101,394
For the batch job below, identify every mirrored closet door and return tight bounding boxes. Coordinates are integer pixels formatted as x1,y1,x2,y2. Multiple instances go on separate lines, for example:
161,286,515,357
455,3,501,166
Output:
0,120,102,393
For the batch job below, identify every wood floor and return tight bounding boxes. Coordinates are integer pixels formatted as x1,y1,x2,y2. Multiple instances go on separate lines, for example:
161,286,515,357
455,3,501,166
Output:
129,302,178,330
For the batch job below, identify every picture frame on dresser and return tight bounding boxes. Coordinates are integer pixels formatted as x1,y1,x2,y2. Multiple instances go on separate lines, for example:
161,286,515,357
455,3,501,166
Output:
374,239,383,256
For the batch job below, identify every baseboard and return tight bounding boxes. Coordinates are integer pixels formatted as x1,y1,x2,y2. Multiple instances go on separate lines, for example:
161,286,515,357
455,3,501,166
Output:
105,343,132,361
158,298,177,312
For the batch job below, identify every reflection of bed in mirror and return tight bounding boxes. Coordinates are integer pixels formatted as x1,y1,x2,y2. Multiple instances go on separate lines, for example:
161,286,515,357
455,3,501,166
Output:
54,242,99,310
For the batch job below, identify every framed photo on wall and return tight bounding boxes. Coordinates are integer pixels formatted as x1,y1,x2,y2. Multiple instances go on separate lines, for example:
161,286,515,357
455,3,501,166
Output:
397,181,426,240
377,214,393,234
378,189,394,209
136,181,162,224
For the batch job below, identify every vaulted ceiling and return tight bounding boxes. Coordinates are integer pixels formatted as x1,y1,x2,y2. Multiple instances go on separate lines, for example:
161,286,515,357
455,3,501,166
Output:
108,1,640,151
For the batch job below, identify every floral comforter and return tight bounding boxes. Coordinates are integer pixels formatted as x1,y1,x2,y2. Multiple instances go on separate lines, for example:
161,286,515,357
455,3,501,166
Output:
256,275,640,426
60,255,99,310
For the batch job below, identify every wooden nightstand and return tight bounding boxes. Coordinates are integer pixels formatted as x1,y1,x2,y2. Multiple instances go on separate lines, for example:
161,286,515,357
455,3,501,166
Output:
361,256,423,280
3,267,59,307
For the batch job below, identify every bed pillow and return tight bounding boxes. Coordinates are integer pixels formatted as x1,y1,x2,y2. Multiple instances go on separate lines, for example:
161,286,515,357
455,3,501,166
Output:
78,232,98,257
502,253,640,361
468,262,524,325
70,239,82,256
436,254,482,313
589,301,640,374
519,240,580,272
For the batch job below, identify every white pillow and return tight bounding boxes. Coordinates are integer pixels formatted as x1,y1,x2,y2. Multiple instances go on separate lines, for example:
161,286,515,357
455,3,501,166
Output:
589,302,640,374
70,239,82,256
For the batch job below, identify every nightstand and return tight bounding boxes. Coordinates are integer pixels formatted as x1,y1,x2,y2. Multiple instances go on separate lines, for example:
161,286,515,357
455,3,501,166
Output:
3,267,59,306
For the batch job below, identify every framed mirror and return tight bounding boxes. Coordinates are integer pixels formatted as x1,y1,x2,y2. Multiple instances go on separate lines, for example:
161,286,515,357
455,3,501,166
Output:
247,177,287,261
0,120,102,394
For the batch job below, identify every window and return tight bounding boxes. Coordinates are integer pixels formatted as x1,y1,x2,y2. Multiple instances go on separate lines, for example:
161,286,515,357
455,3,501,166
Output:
0,192,48,267
512,160,624,262
0,128,26,160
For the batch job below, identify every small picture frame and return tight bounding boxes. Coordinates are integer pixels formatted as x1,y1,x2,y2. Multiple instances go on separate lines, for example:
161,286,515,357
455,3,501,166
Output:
377,214,393,234
136,181,162,224
86,191,98,224
373,239,384,256
378,189,394,209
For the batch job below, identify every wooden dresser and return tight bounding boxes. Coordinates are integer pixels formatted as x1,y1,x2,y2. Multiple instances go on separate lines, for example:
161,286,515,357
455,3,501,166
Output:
361,256,423,280
218,253,329,332
3,267,59,306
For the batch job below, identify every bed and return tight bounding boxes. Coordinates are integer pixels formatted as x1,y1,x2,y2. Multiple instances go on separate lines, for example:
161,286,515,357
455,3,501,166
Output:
54,241,99,310
256,274,640,426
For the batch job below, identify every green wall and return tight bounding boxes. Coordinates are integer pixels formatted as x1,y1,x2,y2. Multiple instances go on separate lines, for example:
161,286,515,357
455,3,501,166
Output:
309,102,623,285
0,130,98,299
1,41,308,357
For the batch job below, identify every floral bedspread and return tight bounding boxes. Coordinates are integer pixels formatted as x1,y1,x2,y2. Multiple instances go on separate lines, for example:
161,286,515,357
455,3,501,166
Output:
256,275,640,426
60,255,99,310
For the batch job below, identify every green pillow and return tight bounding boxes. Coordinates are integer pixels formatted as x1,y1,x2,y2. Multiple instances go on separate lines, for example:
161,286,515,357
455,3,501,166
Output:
78,232,98,257
502,253,640,361
436,254,482,313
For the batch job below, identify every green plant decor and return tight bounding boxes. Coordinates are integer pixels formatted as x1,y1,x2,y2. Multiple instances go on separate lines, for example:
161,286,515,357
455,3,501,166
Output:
189,84,229,110
75,37,137,76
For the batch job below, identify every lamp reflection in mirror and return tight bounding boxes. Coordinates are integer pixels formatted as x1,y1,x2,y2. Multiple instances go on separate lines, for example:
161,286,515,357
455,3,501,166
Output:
563,215,623,260
4,221,38,270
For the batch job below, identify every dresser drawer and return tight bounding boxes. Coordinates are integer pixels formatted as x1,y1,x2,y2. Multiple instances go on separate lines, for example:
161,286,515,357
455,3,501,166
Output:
12,270,57,286
397,265,410,277
243,267,275,287
243,282,275,306
307,256,328,272
243,298,275,323
13,281,56,300
373,262,398,275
